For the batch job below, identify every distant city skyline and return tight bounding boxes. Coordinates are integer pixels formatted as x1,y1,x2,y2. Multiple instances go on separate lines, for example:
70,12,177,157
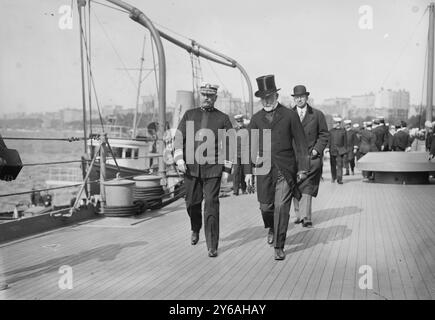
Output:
0,87,421,116
0,0,430,114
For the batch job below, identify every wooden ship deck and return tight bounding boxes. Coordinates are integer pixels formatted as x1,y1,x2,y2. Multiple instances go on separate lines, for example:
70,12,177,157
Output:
1,165,434,300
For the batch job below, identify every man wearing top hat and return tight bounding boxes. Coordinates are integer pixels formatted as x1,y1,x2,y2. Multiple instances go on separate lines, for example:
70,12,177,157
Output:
290,85,329,228
326,117,347,184
244,75,309,260
174,83,234,258
232,114,249,195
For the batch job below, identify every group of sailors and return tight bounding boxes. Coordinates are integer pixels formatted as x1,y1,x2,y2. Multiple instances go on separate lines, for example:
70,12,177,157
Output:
324,116,435,181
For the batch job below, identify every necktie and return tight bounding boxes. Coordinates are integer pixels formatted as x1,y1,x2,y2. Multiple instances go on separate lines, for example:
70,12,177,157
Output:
299,108,304,121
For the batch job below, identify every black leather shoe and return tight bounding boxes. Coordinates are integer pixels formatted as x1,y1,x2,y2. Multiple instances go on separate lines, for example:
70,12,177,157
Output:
274,248,285,260
331,179,336,183
191,231,199,245
267,228,274,244
208,249,218,257
337,180,343,184
233,191,239,196
302,220,313,228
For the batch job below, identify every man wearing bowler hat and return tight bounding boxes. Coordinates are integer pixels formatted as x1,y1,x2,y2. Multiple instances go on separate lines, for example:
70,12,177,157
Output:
174,83,233,258
291,85,329,228
245,75,309,260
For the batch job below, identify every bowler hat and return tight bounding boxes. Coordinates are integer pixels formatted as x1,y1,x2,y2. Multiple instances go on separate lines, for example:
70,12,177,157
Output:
291,85,310,97
254,75,280,97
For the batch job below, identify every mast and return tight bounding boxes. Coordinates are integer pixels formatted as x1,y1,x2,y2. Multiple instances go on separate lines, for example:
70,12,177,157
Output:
132,35,147,138
105,0,254,118
427,3,434,122
105,0,167,181
78,0,88,153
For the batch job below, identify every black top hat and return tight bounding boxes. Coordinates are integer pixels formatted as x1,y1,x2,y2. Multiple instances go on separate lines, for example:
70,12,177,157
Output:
254,75,280,98
291,85,310,97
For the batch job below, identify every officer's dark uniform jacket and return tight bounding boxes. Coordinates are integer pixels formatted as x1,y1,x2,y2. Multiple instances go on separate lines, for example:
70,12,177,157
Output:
328,127,348,156
173,107,234,177
346,128,359,159
359,129,377,154
392,130,411,151
246,104,309,203
372,125,389,151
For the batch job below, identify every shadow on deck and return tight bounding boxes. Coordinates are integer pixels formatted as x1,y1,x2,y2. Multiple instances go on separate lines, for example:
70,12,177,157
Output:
1,166,434,300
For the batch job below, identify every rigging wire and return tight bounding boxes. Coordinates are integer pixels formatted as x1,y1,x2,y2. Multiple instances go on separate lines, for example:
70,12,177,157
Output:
205,59,229,92
151,20,192,42
418,37,428,128
89,0,129,14
91,10,137,90
2,152,164,168
87,0,94,150
380,7,429,88
79,17,106,132
1,137,83,141
21,160,89,167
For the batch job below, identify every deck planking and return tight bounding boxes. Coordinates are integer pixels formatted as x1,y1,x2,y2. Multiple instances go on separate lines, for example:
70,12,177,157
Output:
1,163,435,300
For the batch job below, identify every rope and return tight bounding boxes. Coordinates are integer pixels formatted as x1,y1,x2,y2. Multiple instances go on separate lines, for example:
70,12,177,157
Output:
20,153,162,167
1,137,83,142
22,159,90,167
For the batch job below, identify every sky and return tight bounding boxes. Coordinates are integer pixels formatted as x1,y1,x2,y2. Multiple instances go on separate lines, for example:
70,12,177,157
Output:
0,0,430,115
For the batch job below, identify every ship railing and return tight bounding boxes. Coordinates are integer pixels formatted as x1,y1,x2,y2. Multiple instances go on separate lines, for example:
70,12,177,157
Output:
47,167,83,184
91,125,151,139
0,134,184,219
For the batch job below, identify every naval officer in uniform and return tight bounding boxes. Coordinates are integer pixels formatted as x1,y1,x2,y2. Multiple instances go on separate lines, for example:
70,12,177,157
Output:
174,83,234,258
